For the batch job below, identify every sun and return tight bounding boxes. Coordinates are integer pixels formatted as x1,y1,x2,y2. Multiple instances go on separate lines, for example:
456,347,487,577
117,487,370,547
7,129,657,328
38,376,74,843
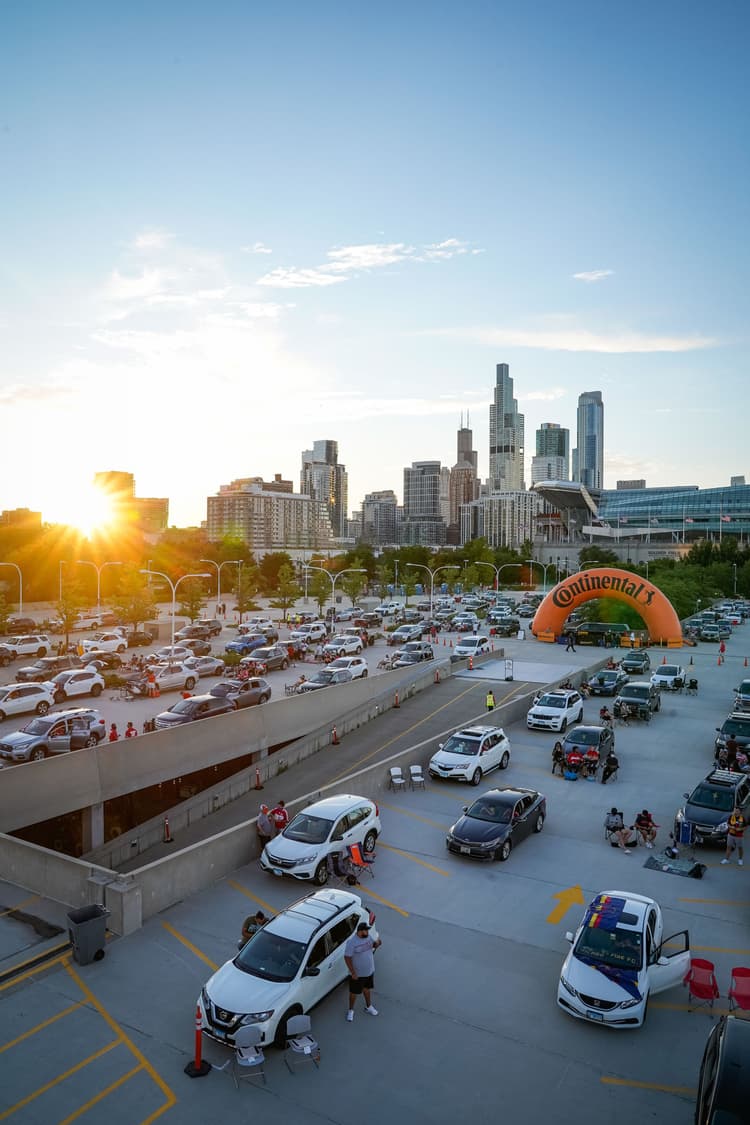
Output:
48,486,117,538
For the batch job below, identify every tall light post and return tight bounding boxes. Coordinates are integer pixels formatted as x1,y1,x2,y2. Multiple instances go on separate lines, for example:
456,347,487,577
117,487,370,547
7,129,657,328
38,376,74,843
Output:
303,565,366,630
76,560,122,609
394,558,399,596
141,570,212,648
475,561,500,592
733,563,738,596
0,563,22,615
405,563,459,617
525,559,552,593
199,559,241,610
59,560,67,602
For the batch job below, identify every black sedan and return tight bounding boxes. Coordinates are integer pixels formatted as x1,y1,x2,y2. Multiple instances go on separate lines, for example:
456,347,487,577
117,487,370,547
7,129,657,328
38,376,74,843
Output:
209,678,271,708
446,787,546,862
127,631,154,647
587,669,629,696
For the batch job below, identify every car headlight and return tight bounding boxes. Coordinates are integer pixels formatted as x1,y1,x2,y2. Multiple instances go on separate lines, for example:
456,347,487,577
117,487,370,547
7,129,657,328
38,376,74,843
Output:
675,809,685,823
618,997,642,1010
291,852,320,866
478,838,498,849
717,821,729,833
241,1010,274,1024
559,975,578,998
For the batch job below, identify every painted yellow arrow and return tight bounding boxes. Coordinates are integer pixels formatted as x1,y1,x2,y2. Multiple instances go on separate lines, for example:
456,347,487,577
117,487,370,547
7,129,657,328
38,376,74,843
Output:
546,885,585,924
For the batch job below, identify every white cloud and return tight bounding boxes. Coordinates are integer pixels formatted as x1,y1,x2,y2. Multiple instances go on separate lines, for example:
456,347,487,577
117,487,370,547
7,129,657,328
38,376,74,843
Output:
104,268,171,302
422,238,470,260
572,269,614,283
257,237,483,288
243,241,273,254
445,325,717,354
133,229,173,251
521,387,567,401
256,266,347,289
326,243,415,271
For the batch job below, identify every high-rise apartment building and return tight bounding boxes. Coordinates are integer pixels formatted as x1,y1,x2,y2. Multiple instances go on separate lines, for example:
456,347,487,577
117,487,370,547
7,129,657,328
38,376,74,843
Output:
572,391,604,490
207,476,334,550
300,440,348,538
361,490,398,545
460,491,539,549
402,461,446,545
489,363,525,492
93,471,169,534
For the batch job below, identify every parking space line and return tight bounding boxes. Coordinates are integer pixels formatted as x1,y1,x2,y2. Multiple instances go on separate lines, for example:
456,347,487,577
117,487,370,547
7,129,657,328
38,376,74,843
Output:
679,898,750,906
0,1039,121,1122
666,942,750,955
377,842,450,876
601,1076,695,1098
57,1063,142,1125
0,893,40,918
65,960,177,1124
378,803,448,830
360,888,409,918
0,1001,83,1054
0,950,70,992
226,879,277,915
651,1000,731,1016
160,921,218,971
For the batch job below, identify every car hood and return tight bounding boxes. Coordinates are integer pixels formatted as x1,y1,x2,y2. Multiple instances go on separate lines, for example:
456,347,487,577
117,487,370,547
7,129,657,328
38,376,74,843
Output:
205,960,291,1016
297,681,327,692
563,951,644,1001
450,815,508,843
155,711,185,725
0,730,37,747
431,749,475,768
265,836,323,862
529,704,564,718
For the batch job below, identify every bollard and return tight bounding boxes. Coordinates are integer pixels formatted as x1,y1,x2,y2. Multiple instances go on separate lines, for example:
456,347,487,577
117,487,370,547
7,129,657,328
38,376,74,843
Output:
331,725,340,745
184,1003,211,1078
254,766,263,791
394,691,400,709
468,655,474,671
434,668,441,684
163,817,173,844
745,656,748,667
689,654,693,665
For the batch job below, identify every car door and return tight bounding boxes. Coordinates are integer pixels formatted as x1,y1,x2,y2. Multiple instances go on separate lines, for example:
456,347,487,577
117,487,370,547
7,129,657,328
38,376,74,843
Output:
67,673,90,697
48,719,74,755
481,732,501,772
648,929,690,995
513,795,536,841
329,813,355,851
296,933,335,1010
327,913,359,986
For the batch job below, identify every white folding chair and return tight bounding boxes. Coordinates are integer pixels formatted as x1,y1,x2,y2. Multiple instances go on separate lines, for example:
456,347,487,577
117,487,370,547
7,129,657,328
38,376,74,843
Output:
409,765,426,790
284,1014,320,1073
223,1025,266,1087
388,766,406,791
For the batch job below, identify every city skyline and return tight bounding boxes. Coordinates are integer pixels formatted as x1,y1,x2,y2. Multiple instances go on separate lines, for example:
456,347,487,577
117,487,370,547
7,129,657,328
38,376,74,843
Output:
2,2,746,529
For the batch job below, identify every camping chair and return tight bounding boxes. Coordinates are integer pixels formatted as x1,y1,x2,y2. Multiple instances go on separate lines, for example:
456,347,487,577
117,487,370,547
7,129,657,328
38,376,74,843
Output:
409,764,426,790
683,958,720,1013
284,1014,320,1074
347,842,375,880
728,967,750,1012
685,677,699,696
326,851,358,887
388,767,406,791
213,1025,266,1087
604,811,626,845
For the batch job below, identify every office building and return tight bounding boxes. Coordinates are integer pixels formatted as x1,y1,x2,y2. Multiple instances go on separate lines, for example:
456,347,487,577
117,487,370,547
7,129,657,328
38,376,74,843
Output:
460,490,539,549
531,423,569,483
0,508,42,530
207,476,335,551
448,416,480,544
361,490,398,545
402,461,446,545
300,440,348,538
489,363,525,492
572,391,604,490
93,471,169,534
617,479,646,491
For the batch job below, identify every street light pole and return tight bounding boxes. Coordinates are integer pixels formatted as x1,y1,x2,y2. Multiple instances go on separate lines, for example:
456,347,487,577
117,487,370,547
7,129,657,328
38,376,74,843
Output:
200,559,241,611
303,566,366,631
141,570,212,648
0,563,23,615
76,560,122,609
405,563,459,617
733,563,738,596
59,560,67,602
475,561,500,593
525,559,551,594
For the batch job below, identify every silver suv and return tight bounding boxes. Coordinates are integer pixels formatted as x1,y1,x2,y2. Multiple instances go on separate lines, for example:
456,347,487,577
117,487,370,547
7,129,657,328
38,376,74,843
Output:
0,708,107,762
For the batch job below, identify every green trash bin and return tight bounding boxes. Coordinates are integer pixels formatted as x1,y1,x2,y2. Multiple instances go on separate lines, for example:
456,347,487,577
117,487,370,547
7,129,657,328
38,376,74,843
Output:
67,904,109,964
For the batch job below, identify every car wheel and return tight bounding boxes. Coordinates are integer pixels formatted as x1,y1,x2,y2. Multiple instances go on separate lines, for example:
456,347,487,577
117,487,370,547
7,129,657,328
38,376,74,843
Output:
0,710,5,721
37,647,47,657
85,736,98,748
30,747,46,761
641,994,649,1026
185,677,196,690
655,698,661,712
498,839,512,862
362,669,368,678
259,694,270,704
35,700,51,715
500,750,510,770
53,691,66,704
0,656,8,667
577,709,583,723
313,860,328,886
471,768,482,786
533,813,545,833
560,718,567,733
117,644,126,653
363,829,377,853
91,684,102,697
281,660,289,670
273,1006,303,1048
355,645,362,654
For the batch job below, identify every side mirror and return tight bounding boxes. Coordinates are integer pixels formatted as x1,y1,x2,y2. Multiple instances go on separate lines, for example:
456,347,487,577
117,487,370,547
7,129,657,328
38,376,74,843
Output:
565,932,574,943
304,966,321,977
438,743,444,750
683,792,689,800
657,956,669,967
462,806,468,813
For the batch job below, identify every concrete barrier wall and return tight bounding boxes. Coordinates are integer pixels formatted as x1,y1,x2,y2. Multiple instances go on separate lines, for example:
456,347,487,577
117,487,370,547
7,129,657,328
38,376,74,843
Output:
0,834,117,911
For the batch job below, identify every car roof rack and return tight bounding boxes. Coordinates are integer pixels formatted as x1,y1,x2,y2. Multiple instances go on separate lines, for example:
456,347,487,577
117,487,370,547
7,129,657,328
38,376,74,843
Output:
707,770,746,784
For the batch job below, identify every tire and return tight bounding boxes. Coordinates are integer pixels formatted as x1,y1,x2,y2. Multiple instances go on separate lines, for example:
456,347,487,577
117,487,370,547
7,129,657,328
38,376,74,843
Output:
533,813,545,834
471,768,482,786
313,860,329,886
560,718,567,733
644,710,651,723
37,647,47,657
363,829,377,854
0,656,8,667
53,691,66,705
500,750,510,770
36,701,50,715
30,747,46,761
273,1006,302,1049
85,736,98,748
117,645,126,653
355,645,362,654
91,684,102,697
498,839,512,862
259,694,270,704
0,711,5,722
577,709,583,723
362,669,368,678
655,698,661,712
93,949,105,962
281,660,289,671
185,677,196,690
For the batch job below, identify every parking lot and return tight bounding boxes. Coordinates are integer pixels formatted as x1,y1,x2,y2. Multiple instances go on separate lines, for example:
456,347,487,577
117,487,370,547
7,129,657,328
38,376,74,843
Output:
1,623,748,1123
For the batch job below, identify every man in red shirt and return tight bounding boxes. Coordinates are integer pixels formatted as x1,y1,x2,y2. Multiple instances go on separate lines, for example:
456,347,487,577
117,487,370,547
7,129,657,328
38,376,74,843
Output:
271,800,289,833
124,722,138,739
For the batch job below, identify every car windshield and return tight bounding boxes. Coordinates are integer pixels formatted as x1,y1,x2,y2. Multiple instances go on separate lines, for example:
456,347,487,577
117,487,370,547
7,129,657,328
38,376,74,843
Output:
235,930,307,982
169,700,195,715
689,785,735,812
466,799,513,824
442,736,481,757
536,695,566,708
625,686,649,700
593,673,616,683
575,926,643,971
253,649,273,659
660,666,680,676
721,720,750,736
564,729,599,747
284,813,334,844
398,653,420,663
20,718,52,734
314,671,334,684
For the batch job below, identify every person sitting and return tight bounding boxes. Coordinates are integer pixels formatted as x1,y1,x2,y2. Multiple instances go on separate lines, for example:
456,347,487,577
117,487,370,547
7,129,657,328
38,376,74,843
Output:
551,741,565,775
564,747,584,779
634,809,658,849
605,657,618,670
604,808,634,853
238,909,271,950
617,700,631,726
294,673,308,688
579,680,591,698
584,747,600,779
735,748,749,772
599,706,613,726
600,749,619,785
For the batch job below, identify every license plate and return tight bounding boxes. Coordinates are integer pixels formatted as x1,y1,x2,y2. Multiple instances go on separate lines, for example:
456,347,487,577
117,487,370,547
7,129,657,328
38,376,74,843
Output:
585,1010,604,1022
272,868,284,877
460,846,471,855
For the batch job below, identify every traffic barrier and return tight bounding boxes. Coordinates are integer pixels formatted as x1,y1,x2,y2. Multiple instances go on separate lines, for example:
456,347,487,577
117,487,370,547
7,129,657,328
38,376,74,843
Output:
163,817,173,844
394,691,400,708
331,725,340,745
254,767,263,791
184,1003,211,1078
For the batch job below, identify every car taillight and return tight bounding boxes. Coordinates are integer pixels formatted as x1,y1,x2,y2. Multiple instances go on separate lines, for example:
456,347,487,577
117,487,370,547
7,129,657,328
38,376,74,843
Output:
368,910,376,925
374,803,379,817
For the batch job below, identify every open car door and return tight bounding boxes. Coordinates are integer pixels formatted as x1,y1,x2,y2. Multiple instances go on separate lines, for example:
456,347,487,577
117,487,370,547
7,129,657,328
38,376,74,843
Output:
649,930,690,995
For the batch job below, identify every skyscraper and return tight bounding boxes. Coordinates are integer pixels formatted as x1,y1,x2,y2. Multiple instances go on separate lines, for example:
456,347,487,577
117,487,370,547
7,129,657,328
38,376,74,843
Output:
489,364,525,492
401,461,446,545
448,415,479,542
531,422,570,483
300,440,348,537
572,392,604,490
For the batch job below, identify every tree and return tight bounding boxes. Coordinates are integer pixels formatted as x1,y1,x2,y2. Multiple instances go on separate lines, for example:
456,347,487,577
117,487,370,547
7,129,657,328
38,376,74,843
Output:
0,590,11,636
56,585,87,649
269,563,302,620
111,568,158,632
177,578,208,623
339,560,367,606
258,552,294,595
308,572,330,617
234,566,262,623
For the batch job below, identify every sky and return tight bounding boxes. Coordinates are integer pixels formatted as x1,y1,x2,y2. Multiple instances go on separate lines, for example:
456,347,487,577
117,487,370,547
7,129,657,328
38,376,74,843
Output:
1,0,748,530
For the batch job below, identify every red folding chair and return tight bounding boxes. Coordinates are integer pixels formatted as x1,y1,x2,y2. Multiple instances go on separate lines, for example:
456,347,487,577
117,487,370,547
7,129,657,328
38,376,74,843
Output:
347,842,375,880
683,958,720,1013
728,967,750,1012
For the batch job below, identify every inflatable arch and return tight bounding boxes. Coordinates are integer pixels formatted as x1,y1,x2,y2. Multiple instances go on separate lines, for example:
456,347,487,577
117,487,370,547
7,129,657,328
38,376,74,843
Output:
532,567,683,647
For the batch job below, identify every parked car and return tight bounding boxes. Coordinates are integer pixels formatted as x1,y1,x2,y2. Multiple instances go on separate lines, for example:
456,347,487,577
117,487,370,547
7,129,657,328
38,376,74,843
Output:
387,624,424,647
243,645,290,672
296,668,353,692
353,612,381,629
199,889,377,1048
561,724,615,760
674,769,750,847
452,635,491,660
700,624,721,642
517,604,537,618
715,712,750,753
152,644,193,663
694,1016,750,1123
225,633,270,656
196,618,223,637
0,682,55,722
83,650,124,670
526,690,584,733
15,654,84,682
396,641,433,662
326,656,368,679
651,664,687,692
154,693,236,729
620,650,651,675
733,680,750,712
0,708,107,762
149,663,199,693
446,787,546,861
5,616,38,634
288,622,329,644
429,725,511,785
180,637,213,656
490,617,520,638
4,634,52,658
587,669,629,697
613,680,661,721
81,631,128,654
0,643,16,666
210,678,271,707
260,794,380,885
183,654,226,678
322,635,363,657
127,630,154,647
175,623,213,642
557,890,690,1028
44,669,105,704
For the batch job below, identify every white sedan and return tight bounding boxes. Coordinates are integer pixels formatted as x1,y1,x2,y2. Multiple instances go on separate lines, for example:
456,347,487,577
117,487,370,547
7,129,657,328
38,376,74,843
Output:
650,664,686,692
557,890,690,1029
0,683,55,722
44,669,105,704
327,656,368,679
322,635,363,657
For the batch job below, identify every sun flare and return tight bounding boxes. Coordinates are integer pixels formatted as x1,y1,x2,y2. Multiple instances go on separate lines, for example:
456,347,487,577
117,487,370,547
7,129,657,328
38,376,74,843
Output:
47,486,117,538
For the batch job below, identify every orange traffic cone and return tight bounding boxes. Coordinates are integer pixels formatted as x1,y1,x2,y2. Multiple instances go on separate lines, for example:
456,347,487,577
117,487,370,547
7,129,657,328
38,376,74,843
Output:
434,668,441,684
468,656,474,671
331,725,340,745
662,654,667,664
394,691,400,708
254,767,263,791
717,655,722,666
163,817,173,844
450,638,454,647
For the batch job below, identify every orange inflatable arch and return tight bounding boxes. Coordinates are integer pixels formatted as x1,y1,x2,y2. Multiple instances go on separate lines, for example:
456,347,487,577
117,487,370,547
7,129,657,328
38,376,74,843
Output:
532,567,682,646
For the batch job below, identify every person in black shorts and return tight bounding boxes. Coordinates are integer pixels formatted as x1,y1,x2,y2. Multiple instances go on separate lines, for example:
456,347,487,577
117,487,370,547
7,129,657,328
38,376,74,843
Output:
344,921,382,1021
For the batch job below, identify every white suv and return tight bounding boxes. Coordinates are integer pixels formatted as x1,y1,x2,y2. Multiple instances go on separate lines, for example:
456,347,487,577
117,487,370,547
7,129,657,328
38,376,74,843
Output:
327,656,369,679
199,889,378,1048
526,689,584,733
0,682,55,722
81,631,128,654
5,635,52,658
260,794,380,885
429,725,511,785
289,622,328,643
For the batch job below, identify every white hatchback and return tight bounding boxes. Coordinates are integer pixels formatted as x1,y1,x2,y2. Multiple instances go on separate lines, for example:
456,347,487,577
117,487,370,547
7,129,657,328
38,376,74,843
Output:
260,794,380,885
429,726,511,785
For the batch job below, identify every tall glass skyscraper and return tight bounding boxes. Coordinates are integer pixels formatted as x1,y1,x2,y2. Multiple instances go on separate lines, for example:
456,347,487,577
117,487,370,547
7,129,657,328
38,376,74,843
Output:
572,391,604,490
489,363,525,491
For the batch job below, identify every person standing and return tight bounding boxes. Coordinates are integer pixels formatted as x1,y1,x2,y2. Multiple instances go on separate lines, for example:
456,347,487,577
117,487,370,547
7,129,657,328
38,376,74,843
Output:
270,799,289,833
719,640,726,664
256,805,275,851
565,631,576,652
485,689,496,713
721,806,745,866
344,921,382,1021
124,721,138,739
